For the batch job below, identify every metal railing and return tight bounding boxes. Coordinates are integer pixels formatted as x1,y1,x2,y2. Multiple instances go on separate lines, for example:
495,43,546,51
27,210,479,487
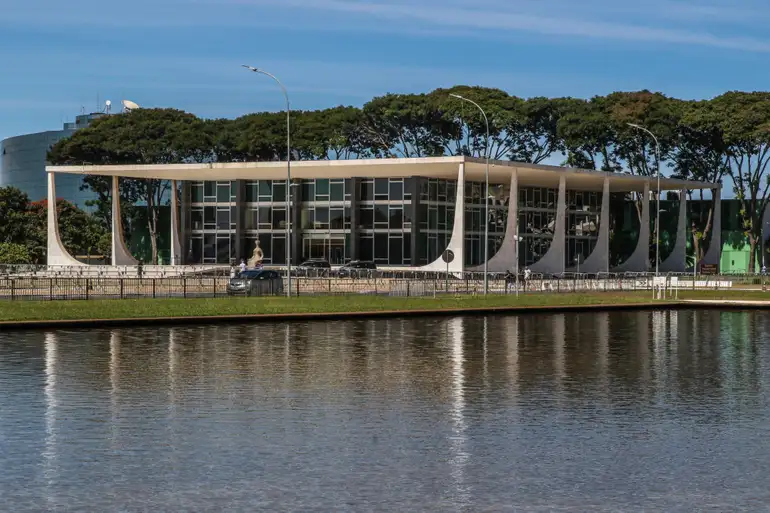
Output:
0,271,757,302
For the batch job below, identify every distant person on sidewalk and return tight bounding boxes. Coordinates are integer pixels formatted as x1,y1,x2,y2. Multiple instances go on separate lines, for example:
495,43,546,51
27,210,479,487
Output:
137,260,144,280
504,270,514,294
240,259,247,273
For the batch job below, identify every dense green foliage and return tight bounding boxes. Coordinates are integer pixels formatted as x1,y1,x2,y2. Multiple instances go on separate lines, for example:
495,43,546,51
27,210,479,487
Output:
47,86,770,269
0,187,109,264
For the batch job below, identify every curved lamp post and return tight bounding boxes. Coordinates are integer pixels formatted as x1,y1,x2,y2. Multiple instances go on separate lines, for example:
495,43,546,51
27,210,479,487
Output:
243,65,292,296
628,123,661,277
450,93,490,294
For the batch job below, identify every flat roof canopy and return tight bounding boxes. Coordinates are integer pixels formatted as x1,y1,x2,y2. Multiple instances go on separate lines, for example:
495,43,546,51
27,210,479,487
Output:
47,156,715,192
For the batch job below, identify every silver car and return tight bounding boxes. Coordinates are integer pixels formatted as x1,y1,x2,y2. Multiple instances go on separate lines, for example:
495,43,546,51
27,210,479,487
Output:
226,269,284,296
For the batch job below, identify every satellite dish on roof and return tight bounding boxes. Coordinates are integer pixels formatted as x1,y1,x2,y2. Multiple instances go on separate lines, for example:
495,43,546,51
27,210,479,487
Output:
122,100,140,112
104,100,112,114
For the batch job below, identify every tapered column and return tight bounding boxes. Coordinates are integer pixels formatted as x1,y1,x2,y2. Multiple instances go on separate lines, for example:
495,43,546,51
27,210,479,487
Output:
350,177,361,261
170,180,183,265
420,163,465,273
479,170,518,272
111,176,138,266
529,175,566,274
614,182,651,272
579,177,610,273
46,172,85,266
660,188,687,272
702,186,722,268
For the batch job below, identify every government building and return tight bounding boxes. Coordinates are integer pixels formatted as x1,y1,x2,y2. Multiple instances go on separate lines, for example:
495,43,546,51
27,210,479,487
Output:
45,156,719,274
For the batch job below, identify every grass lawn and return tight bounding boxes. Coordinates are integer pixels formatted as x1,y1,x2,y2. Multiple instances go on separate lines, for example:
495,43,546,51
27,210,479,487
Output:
1,289,769,323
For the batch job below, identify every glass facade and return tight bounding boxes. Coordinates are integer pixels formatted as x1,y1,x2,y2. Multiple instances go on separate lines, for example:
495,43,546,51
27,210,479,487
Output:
182,175,614,268
359,178,413,266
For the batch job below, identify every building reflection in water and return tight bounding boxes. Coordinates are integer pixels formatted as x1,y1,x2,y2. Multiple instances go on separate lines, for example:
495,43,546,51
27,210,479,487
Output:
447,317,470,509
42,332,58,511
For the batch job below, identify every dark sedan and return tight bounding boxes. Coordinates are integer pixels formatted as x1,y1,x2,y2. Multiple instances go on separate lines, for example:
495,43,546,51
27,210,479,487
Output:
337,260,377,278
226,269,284,296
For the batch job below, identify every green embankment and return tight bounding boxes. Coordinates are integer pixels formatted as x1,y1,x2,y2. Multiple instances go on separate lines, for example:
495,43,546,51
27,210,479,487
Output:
1,290,768,323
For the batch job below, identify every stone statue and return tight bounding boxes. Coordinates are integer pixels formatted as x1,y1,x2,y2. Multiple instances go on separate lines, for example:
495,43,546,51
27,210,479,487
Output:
247,240,264,268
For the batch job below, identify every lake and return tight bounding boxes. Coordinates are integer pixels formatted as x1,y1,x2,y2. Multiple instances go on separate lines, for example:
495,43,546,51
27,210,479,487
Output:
1,310,769,511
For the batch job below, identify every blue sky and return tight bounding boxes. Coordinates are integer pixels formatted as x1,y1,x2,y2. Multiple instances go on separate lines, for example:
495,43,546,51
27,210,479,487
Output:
2,0,770,142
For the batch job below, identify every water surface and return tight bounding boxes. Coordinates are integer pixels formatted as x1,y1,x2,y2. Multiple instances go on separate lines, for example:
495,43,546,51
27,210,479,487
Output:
1,310,769,511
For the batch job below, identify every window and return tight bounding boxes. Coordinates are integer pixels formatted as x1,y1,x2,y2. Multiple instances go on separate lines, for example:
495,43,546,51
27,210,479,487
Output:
216,183,229,203
191,184,203,203
273,209,287,229
302,181,314,202
360,207,374,229
360,235,373,262
315,207,329,229
204,206,216,228
272,181,286,202
389,179,403,201
245,181,258,202
330,181,344,201
216,208,229,230
360,180,373,202
258,207,271,228
375,233,388,260
375,205,388,226
191,208,203,230
389,207,403,229
389,236,403,265
204,181,215,198
316,179,330,199
259,180,272,201
375,178,388,200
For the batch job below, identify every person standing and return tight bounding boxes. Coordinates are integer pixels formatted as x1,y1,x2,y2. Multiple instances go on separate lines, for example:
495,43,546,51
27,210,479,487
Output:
240,259,247,274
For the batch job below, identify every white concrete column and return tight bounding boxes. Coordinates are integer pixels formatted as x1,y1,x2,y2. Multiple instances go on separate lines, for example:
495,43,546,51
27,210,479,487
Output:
529,175,566,274
702,186,722,268
421,163,465,273
476,170,518,272
660,188,687,272
170,180,183,265
614,182,651,272
111,176,138,266
576,177,610,273
46,172,85,266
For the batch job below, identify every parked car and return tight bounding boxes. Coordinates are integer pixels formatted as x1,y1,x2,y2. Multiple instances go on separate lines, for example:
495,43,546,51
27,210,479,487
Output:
227,269,284,296
295,259,331,277
337,260,377,278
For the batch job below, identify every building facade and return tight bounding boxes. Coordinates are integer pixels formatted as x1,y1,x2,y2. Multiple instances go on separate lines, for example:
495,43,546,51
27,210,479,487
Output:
1,113,103,207
46,157,719,273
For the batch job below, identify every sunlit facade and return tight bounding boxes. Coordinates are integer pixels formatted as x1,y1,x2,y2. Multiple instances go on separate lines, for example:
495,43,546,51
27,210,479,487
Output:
46,156,718,272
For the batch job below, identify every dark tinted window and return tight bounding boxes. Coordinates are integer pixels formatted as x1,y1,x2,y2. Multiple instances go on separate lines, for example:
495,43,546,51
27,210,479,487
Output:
239,271,263,278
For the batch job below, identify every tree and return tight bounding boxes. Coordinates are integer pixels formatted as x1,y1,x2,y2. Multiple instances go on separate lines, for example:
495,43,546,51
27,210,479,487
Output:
558,96,620,171
49,108,213,263
673,100,728,268
0,243,31,264
690,91,770,272
0,187,33,245
358,93,449,158
27,199,110,261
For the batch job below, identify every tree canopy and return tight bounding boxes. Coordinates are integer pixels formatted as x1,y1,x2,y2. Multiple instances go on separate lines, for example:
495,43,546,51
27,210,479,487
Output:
48,85,770,268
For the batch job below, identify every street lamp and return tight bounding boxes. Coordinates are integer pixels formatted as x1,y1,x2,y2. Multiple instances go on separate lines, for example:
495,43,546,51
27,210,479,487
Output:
627,123,661,277
450,93,490,294
243,65,292,296
514,234,523,297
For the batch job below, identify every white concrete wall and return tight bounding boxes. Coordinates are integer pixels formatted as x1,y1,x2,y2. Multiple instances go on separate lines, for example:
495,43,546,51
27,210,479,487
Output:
529,175,566,274
46,173,85,266
420,163,465,274
614,183,651,272
111,176,139,266
659,188,687,272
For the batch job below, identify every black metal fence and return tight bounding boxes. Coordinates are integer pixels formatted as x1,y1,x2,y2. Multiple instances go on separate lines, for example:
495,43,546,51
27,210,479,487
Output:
0,272,753,302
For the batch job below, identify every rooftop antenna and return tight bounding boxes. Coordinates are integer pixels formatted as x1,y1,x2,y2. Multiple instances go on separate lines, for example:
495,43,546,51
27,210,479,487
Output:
96,93,100,113
81,106,86,115
121,99,140,112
